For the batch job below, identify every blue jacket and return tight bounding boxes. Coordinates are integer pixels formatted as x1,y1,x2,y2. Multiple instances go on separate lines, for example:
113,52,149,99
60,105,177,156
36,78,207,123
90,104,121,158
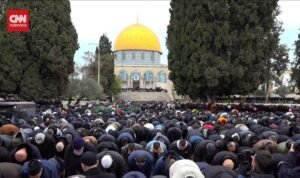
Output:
21,160,59,178
117,132,134,147
128,150,153,178
278,152,300,178
152,151,182,176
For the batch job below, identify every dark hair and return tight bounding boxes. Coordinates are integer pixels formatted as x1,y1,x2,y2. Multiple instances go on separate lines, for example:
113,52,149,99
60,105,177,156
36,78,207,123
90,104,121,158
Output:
28,159,43,176
153,141,160,150
254,151,274,174
205,143,217,163
127,143,135,152
292,140,300,153
179,139,186,147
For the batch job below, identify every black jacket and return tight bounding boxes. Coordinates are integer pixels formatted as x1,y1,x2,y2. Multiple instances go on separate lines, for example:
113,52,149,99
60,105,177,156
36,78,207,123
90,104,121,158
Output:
212,151,238,169
97,150,127,178
121,143,143,161
64,142,96,177
85,167,116,178
31,133,55,159
9,142,42,165
249,172,274,178
170,140,193,159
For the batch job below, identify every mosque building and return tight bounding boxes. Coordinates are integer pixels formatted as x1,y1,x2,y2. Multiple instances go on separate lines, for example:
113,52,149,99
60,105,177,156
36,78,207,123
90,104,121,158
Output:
113,22,172,93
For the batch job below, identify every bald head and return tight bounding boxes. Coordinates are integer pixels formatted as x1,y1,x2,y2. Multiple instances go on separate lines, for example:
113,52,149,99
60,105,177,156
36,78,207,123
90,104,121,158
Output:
15,148,27,162
223,159,234,169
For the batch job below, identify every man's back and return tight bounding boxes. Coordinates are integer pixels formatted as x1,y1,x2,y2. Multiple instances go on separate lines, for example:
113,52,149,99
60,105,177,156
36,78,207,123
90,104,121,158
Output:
85,167,116,178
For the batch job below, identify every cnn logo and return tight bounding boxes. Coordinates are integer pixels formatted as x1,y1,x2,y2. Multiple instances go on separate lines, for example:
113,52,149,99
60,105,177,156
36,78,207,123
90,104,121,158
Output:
9,14,27,23
7,9,30,32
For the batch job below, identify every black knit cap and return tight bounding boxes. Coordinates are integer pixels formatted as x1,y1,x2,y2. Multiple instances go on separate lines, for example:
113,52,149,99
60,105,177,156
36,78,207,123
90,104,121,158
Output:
80,151,97,166
28,159,43,176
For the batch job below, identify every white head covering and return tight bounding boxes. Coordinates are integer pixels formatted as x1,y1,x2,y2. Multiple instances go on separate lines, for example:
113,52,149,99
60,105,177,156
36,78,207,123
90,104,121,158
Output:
101,155,113,168
35,133,46,144
169,160,204,178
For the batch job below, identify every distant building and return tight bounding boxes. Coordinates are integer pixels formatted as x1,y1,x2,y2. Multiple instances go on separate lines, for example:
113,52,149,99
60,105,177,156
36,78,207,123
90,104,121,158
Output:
113,22,172,92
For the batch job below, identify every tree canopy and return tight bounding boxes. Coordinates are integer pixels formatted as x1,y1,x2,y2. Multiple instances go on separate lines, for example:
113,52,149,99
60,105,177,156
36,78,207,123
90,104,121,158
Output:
0,0,78,101
292,32,300,91
64,78,103,102
83,34,119,99
167,0,280,100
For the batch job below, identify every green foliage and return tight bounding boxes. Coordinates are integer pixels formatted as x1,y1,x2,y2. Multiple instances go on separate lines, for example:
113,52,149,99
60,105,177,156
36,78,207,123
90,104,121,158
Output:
275,85,291,98
292,32,300,91
112,76,122,96
64,78,103,100
84,34,115,98
264,10,289,101
0,0,78,101
167,0,279,99
270,44,289,84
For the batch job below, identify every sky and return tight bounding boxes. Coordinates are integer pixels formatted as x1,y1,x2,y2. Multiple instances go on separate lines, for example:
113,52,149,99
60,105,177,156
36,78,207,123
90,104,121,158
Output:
70,0,300,67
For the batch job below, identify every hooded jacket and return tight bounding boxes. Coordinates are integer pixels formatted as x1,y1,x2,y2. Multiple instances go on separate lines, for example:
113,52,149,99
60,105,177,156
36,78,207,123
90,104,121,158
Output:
64,142,96,177
30,132,55,159
9,142,42,165
153,151,182,176
128,150,153,178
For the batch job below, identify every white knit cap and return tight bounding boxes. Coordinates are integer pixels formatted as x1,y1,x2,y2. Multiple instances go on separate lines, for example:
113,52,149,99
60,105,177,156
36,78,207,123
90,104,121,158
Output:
35,133,46,144
169,160,204,178
101,155,113,168
144,123,154,130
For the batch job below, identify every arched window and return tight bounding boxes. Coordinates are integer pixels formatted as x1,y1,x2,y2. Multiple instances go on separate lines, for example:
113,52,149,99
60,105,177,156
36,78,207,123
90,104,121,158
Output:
119,70,128,81
157,71,167,83
130,71,141,81
144,70,153,81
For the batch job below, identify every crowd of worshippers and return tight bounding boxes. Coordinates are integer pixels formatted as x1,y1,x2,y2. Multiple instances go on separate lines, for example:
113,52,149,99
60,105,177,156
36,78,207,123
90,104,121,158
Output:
1,102,300,178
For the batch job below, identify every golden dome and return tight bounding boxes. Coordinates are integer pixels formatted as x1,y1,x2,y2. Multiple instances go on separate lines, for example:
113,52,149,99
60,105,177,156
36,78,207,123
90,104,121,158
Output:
114,23,161,52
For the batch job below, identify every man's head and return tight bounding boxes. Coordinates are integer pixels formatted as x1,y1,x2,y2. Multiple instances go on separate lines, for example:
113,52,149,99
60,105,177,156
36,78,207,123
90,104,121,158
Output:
127,143,135,155
152,142,163,155
80,151,98,172
15,148,28,163
135,156,146,168
177,139,188,150
251,151,274,173
227,141,237,152
28,159,43,178
223,159,235,169
73,137,84,156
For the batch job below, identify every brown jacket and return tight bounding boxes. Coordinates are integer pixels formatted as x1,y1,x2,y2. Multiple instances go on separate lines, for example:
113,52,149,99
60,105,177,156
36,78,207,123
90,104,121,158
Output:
253,139,278,153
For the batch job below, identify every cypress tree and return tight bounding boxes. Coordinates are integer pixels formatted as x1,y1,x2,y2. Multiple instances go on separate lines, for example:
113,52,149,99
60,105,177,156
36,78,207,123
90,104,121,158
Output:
0,0,78,101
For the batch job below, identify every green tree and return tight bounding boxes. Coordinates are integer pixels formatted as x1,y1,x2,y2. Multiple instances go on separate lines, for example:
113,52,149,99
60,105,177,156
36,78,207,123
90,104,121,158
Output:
112,76,122,98
275,85,291,98
167,0,279,100
292,32,300,91
0,0,78,101
264,44,289,101
94,34,115,99
64,78,103,104
263,7,289,102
